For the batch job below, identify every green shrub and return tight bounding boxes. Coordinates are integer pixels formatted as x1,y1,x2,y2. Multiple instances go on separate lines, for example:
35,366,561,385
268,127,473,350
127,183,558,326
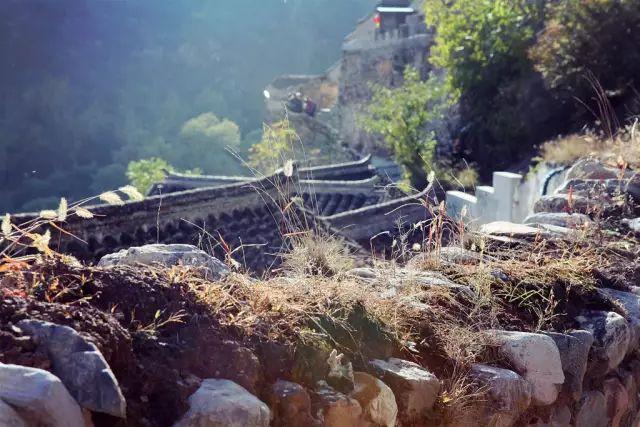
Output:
422,0,546,170
360,67,450,189
424,0,544,99
126,157,201,194
248,118,300,173
530,0,640,104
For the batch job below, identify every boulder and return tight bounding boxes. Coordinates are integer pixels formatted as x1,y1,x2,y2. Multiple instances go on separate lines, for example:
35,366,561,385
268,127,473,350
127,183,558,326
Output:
522,402,571,427
599,288,640,354
98,244,229,280
267,380,316,427
576,311,631,372
174,379,270,427
566,158,625,181
533,194,602,215
0,399,28,427
350,372,397,427
619,366,638,423
17,319,126,418
489,331,564,406
544,331,594,401
0,363,85,427
406,246,486,268
213,342,262,394
368,358,440,422
574,390,608,427
603,377,630,427
313,381,362,427
480,222,547,238
470,364,532,426
555,178,625,201
349,267,471,295
523,212,592,229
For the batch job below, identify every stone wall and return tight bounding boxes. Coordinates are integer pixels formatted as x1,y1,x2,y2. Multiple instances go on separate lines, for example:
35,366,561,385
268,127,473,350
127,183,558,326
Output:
445,163,570,227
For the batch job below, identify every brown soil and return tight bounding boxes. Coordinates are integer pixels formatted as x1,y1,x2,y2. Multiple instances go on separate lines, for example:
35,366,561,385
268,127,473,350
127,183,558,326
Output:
0,261,280,426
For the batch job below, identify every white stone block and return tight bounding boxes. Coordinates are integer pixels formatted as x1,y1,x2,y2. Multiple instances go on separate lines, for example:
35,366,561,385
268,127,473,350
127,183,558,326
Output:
475,185,496,224
445,191,477,221
493,172,523,222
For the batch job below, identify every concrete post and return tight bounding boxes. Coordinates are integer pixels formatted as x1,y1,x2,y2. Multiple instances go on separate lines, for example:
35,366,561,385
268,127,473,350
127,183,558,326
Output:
492,172,522,222
446,191,477,221
475,185,496,224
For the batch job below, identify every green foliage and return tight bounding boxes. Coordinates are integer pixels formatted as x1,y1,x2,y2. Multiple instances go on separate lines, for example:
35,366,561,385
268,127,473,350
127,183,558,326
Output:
360,67,450,189
249,118,300,173
0,0,373,212
177,112,242,174
424,0,544,98
530,0,640,102
126,158,201,194
422,0,546,169
126,158,173,194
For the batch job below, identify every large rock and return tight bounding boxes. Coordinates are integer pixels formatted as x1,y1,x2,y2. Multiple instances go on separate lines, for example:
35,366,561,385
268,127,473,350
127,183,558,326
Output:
0,363,85,427
480,222,547,238
603,377,630,427
313,381,362,427
574,390,608,427
489,331,564,406
599,288,640,354
576,311,631,372
522,402,571,427
564,159,640,199
17,319,126,418
623,218,640,234
349,267,471,296
98,244,229,280
470,364,532,426
267,380,316,427
523,212,592,229
368,358,440,422
566,158,626,181
0,399,28,427
350,372,397,427
174,379,270,427
533,194,603,215
555,178,625,200
619,367,638,424
544,331,593,401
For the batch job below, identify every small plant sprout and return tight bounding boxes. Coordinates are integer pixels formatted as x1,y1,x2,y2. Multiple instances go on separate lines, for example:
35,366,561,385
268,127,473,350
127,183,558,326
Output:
39,210,58,220
119,185,145,202
99,191,125,206
1,214,11,237
74,207,94,219
57,198,68,222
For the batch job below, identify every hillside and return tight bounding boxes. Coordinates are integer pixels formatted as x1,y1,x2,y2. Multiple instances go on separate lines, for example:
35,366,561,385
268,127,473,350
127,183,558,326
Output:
1,157,639,426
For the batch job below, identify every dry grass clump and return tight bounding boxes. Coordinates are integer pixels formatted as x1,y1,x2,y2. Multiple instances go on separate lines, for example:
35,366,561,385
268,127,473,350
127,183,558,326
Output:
282,233,354,277
540,125,640,168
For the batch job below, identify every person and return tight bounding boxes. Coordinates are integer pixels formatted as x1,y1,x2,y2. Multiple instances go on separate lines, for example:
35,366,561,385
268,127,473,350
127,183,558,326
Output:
286,92,303,113
304,96,317,117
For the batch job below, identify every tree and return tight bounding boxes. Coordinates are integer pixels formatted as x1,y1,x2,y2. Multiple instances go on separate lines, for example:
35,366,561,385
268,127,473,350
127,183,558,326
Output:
126,158,201,194
530,0,640,108
177,112,243,174
248,118,300,173
126,158,173,194
424,0,544,98
360,67,450,189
